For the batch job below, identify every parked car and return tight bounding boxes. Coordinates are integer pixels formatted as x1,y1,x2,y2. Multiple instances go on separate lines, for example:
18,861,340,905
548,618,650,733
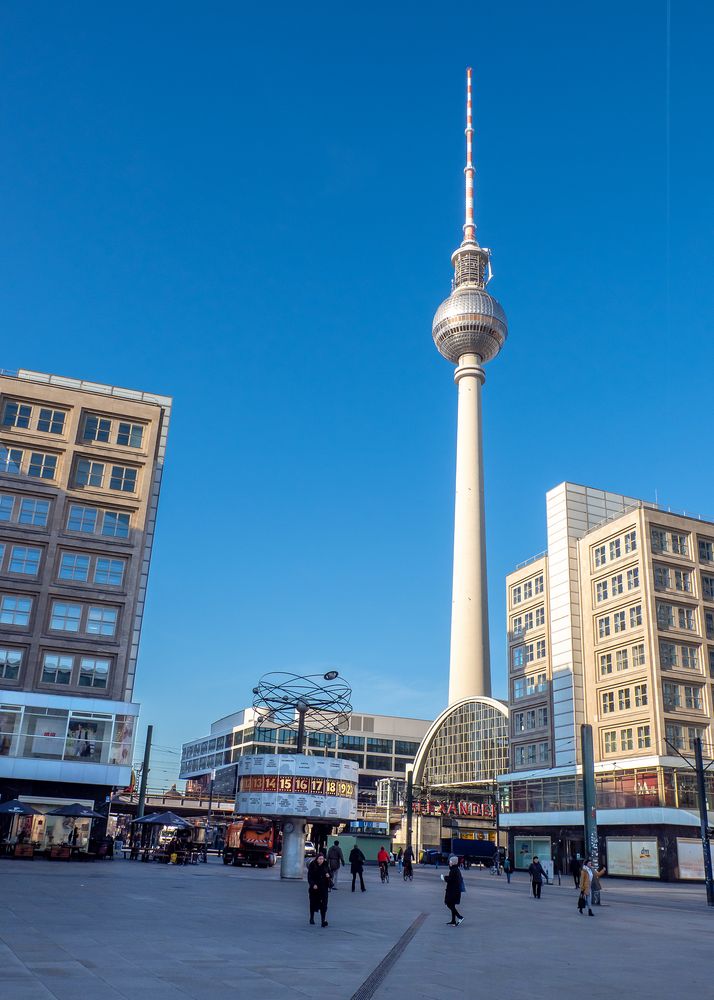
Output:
304,841,316,857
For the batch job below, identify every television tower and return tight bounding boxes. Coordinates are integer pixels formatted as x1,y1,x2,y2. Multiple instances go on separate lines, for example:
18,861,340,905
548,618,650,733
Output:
432,68,508,704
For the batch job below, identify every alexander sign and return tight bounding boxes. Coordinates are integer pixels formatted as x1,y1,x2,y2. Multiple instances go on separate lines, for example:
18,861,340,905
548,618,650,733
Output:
413,799,497,818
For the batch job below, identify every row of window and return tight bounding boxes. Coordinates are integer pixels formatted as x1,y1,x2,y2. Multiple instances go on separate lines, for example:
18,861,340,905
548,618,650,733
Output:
513,742,550,766
512,640,547,668
0,595,119,638
0,645,111,688
593,530,637,569
662,682,704,712
600,643,646,675
597,604,642,640
513,673,547,699
2,400,145,450
513,707,549,732
651,528,690,558
0,445,139,495
659,641,701,672
511,574,544,606
511,606,545,635
665,723,707,751
601,684,648,714
656,602,696,632
0,493,132,540
0,543,125,587
594,568,639,603
602,725,651,753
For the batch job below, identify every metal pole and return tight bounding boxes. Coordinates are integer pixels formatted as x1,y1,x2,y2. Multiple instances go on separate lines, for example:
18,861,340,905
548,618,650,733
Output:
693,737,714,906
136,725,153,819
204,771,215,860
405,767,414,854
580,724,599,862
296,707,307,754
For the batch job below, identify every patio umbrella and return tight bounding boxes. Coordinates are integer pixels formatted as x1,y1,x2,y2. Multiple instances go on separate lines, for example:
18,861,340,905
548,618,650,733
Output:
0,799,40,815
132,811,191,828
45,803,106,819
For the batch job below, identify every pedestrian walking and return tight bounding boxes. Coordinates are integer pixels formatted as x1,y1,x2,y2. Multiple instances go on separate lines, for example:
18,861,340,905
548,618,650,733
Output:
570,856,582,888
591,862,606,905
349,845,366,892
503,856,512,883
442,855,465,925
326,839,345,889
403,844,414,881
528,856,547,899
578,859,599,916
307,853,333,927
397,847,403,872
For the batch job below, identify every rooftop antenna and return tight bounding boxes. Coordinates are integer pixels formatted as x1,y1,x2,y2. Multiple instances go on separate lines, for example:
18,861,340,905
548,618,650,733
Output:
463,67,476,244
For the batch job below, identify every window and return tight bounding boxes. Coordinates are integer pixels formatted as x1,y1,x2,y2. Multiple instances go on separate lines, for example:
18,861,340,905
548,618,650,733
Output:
513,713,525,733
663,682,680,710
699,539,713,563
8,546,41,576
709,648,714,678
523,580,533,600
67,505,98,534
18,498,49,527
513,678,525,699
537,707,549,728
365,755,392,771
684,686,702,710
37,408,65,435
109,465,137,493
512,646,524,669
41,653,73,685
536,639,546,659
660,641,677,669
657,602,674,629
625,531,637,553
600,653,613,675
618,687,631,710
27,452,57,479
598,616,611,639
674,570,691,593
536,672,547,692
512,585,522,605
707,612,714,640
526,710,536,730
512,615,523,635
637,725,651,749
76,459,104,488
94,558,125,586
534,575,544,595
630,605,642,628
614,611,626,633
677,607,695,631
616,649,629,672
594,545,606,568
83,415,111,443
620,728,634,751
395,740,420,756
79,656,110,688
117,422,144,448
524,643,534,664
366,738,393,754
514,746,526,766
102,511,130,538
672,532,688,556
50,601,82,632
654,566,671,590
703,576,714,601
686,727,705,751
0,446,23,474
535,607,545,627
665,723,683,749
651,528,668,553
0,494,13,521
0,646,22,680
526,675,536,696
2,402,32,427
596,581,608,603
601,692,615,714
86,606,118,637
538,742,550,762
632,643,645,667
604,730,617,753
524,611,533,631
681,646,698,670
611,574,624,596
634,683,648,707
0,594,32,627
59,553,90,582
627,567,639,590
610,538,621,560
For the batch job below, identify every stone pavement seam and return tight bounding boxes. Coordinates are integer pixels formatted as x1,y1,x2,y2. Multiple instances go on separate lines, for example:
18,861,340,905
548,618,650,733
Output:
349,911,428,1000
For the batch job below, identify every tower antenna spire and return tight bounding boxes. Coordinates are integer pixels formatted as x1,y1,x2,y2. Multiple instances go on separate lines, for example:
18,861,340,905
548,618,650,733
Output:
463,67,475,243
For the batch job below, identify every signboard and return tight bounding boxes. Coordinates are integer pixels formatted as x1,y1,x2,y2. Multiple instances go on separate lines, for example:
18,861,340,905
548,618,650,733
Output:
677,838,711,880
514,836,552,871
606,837,660,878
236,755,358,820
413,799,496,818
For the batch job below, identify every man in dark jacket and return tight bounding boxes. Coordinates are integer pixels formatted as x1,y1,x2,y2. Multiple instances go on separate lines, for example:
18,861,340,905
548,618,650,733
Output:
307,854,332,926
349,845,366,892
528,856,547,899
443,855,464,925
326,839,345,889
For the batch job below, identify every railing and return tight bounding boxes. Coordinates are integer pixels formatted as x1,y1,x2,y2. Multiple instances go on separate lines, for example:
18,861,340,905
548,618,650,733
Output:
515,551,546,571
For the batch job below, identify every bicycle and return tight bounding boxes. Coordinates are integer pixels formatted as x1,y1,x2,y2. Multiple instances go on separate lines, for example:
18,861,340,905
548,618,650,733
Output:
379,861,390,883
403,861,413,881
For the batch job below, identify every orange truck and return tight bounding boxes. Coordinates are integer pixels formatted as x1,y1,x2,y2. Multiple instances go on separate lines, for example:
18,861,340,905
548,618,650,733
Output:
223,818,279,868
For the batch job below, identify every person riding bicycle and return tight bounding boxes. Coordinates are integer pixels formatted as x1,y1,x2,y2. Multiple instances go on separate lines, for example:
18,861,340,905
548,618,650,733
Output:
377,846,390,882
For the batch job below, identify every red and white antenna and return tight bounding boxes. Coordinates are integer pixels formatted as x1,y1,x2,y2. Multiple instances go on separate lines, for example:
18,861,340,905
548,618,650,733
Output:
463,67,475,243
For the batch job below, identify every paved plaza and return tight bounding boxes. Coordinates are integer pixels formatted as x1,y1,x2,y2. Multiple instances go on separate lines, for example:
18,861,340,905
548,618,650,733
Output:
0,858,710,999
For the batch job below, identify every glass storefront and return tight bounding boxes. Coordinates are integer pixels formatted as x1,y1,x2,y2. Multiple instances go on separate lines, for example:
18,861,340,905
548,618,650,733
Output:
0,701,135,766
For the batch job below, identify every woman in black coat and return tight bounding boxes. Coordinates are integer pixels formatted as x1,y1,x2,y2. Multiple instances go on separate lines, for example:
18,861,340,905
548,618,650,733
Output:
307,854,333,927
443,855,464,925
349,845,366,892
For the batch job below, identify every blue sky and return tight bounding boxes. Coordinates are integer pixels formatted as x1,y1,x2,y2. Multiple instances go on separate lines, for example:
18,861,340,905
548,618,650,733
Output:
1,2,712,785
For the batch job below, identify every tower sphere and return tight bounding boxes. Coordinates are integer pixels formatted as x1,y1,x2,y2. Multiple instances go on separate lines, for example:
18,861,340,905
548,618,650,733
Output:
432,282,508,365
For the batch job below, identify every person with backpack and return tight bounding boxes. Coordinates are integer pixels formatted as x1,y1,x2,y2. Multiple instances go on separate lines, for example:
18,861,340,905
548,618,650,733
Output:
528,855,547,899
503,855,513,884
442,854,465,925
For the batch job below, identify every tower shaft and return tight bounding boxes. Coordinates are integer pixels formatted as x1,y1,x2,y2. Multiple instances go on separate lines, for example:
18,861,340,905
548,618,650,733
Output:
448,354,491,703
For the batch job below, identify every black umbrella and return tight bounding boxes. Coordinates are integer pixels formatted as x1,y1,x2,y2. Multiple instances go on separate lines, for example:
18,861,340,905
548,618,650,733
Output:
132,810,191,828
0,799,40,816
45,803,106,819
